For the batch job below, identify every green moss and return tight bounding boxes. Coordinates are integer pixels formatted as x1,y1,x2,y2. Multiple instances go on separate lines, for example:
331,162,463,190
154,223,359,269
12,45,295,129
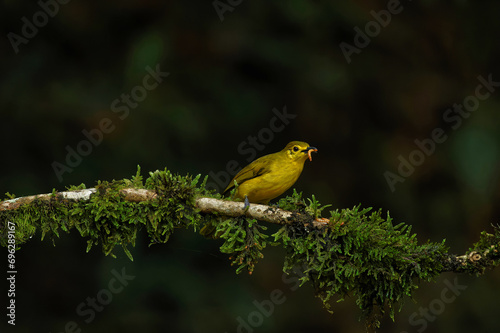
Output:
66,183,87,191
473,227,500,259
276,188,307,211
453,225,500,275
1,167,499,329
217,217,268,274
0,167,212,260
274,205,448,328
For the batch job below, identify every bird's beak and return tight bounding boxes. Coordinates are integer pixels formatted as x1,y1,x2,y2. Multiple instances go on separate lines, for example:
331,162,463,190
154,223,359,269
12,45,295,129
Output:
302,146,318,161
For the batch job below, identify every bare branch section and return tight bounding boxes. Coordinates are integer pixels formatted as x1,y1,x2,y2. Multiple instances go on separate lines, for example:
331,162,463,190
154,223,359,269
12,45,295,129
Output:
0,188,157,210
195,197,325,227
1,189,96,210
195,197,292,223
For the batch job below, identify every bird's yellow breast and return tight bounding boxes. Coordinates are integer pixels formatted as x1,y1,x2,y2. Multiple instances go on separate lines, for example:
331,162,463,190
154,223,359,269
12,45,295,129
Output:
223,140,316,205
234,158,304,204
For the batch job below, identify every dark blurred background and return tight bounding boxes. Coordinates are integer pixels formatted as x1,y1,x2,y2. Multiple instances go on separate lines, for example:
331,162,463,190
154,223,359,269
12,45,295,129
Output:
1,0,500,332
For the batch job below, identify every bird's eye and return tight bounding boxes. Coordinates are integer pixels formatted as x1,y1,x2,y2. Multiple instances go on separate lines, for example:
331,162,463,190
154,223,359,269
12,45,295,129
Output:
293,146,299,152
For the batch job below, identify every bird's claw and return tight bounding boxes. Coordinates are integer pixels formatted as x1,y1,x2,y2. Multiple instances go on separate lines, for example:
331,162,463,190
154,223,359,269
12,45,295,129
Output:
243,196,250,212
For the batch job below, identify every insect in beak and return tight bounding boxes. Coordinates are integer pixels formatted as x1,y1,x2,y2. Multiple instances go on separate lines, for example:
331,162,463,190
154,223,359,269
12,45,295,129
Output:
302,147,318,161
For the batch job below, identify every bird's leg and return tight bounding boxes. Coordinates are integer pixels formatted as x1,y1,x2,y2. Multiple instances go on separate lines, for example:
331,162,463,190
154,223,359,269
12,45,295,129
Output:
243,195,250,211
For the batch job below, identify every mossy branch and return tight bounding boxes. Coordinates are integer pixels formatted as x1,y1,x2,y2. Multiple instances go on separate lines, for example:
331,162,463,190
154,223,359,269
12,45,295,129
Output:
1,167,499,330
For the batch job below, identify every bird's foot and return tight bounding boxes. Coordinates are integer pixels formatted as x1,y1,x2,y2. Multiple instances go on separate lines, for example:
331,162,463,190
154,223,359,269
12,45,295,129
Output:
243,196,250,212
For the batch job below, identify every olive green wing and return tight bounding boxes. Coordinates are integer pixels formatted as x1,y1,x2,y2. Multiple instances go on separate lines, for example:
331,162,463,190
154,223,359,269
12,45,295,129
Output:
222,156,272,195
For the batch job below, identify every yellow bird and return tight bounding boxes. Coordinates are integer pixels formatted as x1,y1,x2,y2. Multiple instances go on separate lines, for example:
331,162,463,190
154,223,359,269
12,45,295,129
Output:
224,141,318,207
